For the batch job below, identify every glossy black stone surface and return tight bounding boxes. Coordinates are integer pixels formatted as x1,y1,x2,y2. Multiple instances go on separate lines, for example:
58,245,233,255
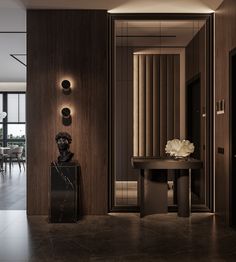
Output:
49,162,79,223
1,211,236,261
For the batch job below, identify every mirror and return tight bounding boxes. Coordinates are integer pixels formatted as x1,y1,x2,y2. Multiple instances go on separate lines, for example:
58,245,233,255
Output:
110,16,213,211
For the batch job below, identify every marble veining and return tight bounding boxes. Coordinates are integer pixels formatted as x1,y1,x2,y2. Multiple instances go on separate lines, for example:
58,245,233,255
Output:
0,211,236,261
50,163,78,223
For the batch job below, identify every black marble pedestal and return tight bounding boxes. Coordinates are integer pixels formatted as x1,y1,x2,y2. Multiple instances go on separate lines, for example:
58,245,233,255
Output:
49,161,79,223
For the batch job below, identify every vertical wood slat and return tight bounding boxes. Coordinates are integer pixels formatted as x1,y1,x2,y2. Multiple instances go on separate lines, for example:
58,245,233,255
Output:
134,54,180,158
133,55,139,156
153,55,160,156
167,55,174,140
174,55,180,138
146,55,153,156
139,55,146,156
160,55,167,156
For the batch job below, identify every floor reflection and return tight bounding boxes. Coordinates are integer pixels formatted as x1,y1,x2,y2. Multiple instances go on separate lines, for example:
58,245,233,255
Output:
0,211,236,261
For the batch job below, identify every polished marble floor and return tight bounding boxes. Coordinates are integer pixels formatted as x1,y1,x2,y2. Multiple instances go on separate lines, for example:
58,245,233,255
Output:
0,163,26,210
0,211,236,261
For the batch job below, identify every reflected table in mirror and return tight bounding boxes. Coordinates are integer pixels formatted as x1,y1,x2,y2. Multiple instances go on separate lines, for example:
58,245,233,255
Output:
131,157,203,217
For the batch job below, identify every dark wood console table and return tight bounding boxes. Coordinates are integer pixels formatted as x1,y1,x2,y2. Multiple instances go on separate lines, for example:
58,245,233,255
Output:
131,157,203,218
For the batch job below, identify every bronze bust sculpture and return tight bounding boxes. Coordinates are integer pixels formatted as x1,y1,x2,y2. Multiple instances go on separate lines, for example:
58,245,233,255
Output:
55,132,74,163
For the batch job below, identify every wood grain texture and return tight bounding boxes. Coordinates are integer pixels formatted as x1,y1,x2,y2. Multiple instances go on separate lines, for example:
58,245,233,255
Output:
133,54,180,158
185,24,207,205
167,55,174,140
27,10,108,215
160,55,167,156
145,55,153,156
215,0,236,223
174,55,180,138
133,55,139,156
139,55,146,156
153,56,160,156
115,47,138,184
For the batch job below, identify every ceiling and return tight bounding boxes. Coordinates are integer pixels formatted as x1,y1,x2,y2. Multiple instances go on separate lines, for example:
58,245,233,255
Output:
116,20,206,47
0,0,224,13
0,33,26,82
0,0,224,83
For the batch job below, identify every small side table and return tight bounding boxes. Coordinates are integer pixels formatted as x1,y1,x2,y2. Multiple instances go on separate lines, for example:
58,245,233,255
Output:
49,161,80,223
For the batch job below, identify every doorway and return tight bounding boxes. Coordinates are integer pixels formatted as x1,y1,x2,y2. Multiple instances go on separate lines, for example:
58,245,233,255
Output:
229,48,236,226
187,76,203,204
0,30,26,210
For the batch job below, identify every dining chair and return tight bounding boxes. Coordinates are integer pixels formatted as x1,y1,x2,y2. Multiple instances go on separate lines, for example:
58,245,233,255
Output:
6,146,25,171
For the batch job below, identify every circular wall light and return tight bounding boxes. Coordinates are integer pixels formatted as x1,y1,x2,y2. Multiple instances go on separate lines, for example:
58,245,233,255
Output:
61,107,72,126
61,80,72,95
61,80,71,90
61,107,71,118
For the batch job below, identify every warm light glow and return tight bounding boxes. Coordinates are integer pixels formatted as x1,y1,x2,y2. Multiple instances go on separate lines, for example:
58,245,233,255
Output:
108,0,216,13
58,77,74,90
59,106,74,116
61,107,71,118
61,80,71,90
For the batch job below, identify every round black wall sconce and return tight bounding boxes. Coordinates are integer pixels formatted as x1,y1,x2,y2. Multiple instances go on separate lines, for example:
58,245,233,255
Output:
61,107,71,118
61,107,72,126
61,80,72,95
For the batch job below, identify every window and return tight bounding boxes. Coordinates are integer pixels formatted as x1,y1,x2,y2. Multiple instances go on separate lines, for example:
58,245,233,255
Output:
0,92,26,157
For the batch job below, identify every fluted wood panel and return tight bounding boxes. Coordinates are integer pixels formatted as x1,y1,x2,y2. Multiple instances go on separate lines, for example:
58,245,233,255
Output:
138,55,146,156
167,55,174,140
174,55,180,138
153,56,160,156
160,55,168,156
133,54,180,158
27,10,108,215
146,56,153,156
133,55,139,156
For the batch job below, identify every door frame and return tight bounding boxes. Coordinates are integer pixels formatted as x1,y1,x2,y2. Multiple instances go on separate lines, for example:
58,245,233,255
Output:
109,13,214,212
186,74,210,210
229,47,236,226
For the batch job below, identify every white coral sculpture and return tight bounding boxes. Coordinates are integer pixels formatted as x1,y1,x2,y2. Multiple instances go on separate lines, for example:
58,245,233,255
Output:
165,139,194,158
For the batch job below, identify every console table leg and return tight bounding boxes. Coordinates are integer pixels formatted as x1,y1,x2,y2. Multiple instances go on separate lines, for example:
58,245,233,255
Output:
140,169,168,217
177,169,191,217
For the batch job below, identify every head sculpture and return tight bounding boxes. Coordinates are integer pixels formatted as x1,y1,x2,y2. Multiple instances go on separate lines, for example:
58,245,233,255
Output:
55,132,74,163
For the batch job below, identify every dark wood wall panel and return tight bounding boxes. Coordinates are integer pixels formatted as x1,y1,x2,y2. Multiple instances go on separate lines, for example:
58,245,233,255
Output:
27,10,108,215
139,55,146,157
186,26,206,159
167,55,174,140
115,47,139,183
153,56,160,156
146,56,153,156
133,54,180,157
185,24,207,205
215,0,236,222
133,55,139,157
174,55,180,138
160,55,167,156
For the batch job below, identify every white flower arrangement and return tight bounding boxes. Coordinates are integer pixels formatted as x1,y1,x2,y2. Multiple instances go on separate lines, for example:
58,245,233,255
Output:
165,139,195,158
